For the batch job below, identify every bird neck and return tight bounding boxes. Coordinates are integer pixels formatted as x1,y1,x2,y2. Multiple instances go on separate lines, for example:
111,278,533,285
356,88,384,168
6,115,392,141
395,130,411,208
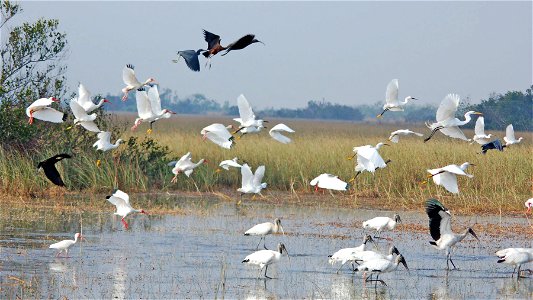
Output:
460,112,473,125
400,97,411,105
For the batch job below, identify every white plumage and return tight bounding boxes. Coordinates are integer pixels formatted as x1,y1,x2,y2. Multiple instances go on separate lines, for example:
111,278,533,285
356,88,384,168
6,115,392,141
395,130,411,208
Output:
70,99,101,132
328,235,375,273
242,243,288,279
238,163,267,196
377,79,417,118
309,173,348,191
201,123,235,149
121,64,156,101
349,246,400,264
106,189,147,229
269,123,295,144
350,142,389,175
244,218,284,249
497,248,533,277
170,152,206,182
26,97,64,124
233,94,267,136
424,94,482,142
218,157,242,171
49,233,82,257
92,131,123,151
525,198,533,213
472,116,492,145
362,214,401,236
132,86,175,131
354,254,409,286
426,162,474,194
76,83,110,112
388,129,423,143
503,124,523,146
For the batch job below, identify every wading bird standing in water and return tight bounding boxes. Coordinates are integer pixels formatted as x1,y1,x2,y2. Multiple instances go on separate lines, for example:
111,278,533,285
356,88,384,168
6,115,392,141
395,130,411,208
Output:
244,218,285,250
242,243,289,279
49,233,83,258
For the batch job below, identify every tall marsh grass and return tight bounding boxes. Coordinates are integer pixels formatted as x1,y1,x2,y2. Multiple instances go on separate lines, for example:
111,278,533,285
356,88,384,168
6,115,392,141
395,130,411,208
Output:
1,114,531,213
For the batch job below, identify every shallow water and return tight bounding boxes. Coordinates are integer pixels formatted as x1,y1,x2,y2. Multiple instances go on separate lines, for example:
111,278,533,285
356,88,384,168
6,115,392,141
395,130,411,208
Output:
0,196,531,299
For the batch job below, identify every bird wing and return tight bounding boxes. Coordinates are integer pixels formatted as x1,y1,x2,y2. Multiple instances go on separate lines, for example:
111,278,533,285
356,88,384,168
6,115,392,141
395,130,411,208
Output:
425,199,452,240
203,29,221,49
240,164,254,188
49,240,75,249
135,89,154,119
70,99,91,119
224,34,256,52
106,195,129,212
122,64,139,86
436,94,460,122
253,165,266,188
237,94,256,124
77,83,95,111
147,85,163,115
474,117,486,136
79,121,101,132
440,164,468,175
97,131,112,144
184,169,194,177
244,249,275,264
357,148,386,171
28,97,54,110
385,79,399,104
219,160,241,169
439,126,468,141
505,124,516,141
41,162,65,186
205,132,233,149
245,222,271,235
113,189,130,205
32,108,64,123
389,134,400,143
269,124,295,144
432,172,459,194
317,174,348,191
177,50,200,72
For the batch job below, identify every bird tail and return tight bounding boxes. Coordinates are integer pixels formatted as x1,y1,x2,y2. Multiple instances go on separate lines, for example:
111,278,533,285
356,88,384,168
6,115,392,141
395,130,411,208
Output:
244,233,250,236
429,241,437,246
242,259,249,263
497,259,505,263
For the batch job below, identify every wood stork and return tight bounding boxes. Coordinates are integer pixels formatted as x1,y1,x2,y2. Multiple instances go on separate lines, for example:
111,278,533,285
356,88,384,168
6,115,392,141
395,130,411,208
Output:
363,214,401,238
173,49,204,72
121,64,156,101
132,87,176,132
233,94,267,137
169,152,207,183
388,129,424,143
350,246,401,266
106,189,147,229
503,124,524,146
424,162,474,194
269,124,295,144
218,157,242,171
496,248,533,278
328,234,375,273
424,93,482,142
76,83,110,112
376,79,417,118
93,131,123,152
471,116,492,145
244,218,284,250
425,198,480,270
70,99,101,132
309,173,348,192
238,163,267,198
242,242,288,279
37,154,72,186
49,233,83,258
201,123,235,149
354,254,409,286
26,97,64,124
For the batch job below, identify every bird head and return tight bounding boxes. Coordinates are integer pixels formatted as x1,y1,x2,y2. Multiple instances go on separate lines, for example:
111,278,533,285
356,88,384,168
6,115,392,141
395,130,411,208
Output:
275,218,285,236
363,234,375,246
394,214,402,223
140,209,148,215
148,78,157,83
468,228,480,241
278,243,289,260
117,139,124,144
50,97,59,102
527,203,531,213
253,38,265,45
75,233,83,240
406,96,417,101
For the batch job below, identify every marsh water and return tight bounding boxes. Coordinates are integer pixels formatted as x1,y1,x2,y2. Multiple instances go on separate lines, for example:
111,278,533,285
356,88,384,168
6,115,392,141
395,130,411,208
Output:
0,195,531,299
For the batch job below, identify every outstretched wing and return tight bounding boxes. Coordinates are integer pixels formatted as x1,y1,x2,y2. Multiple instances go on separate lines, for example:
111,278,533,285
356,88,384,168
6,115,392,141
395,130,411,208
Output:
474,117,486,136
436,94,460,122
97,131,112,144
135,88,153,119
439,126,468,141
113,189,130,205
318,174,348,191
32,108,64,123
147,85,163,115
505,124,516,141
240,164,254,188
203,29,221,49
177,50,200,72
425,199,451,241
79,121,101,132
70,99,91,119
123,64,139,86
253,165,266,187
269,124,295,144
385,79,399,104
205,132,233,149
237,94,255,124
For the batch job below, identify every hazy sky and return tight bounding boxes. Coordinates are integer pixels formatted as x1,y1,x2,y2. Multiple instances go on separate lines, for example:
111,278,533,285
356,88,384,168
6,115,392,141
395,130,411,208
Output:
9,1,532,109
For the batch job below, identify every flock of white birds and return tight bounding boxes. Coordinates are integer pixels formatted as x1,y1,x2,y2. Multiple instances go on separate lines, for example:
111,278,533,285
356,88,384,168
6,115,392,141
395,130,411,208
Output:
24,69,531,283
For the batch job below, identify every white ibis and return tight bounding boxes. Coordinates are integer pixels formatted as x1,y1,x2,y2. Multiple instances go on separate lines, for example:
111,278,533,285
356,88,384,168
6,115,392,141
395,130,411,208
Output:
131,87,176,132
93,131,123,152
363,214,401,238
424,162,474,194
70,99,101,132
37,154,72,186
76,83,110,112
388,129,424,143
425,198,480,270
354,254,409,286
309,173,348,192
471,116,492,145
201,123,235,149
121,64,156,101
269,124,295,144
237,163,267,198
242,242,288,279
218,157,242,171
106,189,147,229
328,234,375,273
49,233,83,258
376,79,417,118
169,152,206,183
26,97,63,124
526,198,533,213
244,218,284,250
496,248,533,278
503,124,524,146
233,94,267,137
424,93,482,142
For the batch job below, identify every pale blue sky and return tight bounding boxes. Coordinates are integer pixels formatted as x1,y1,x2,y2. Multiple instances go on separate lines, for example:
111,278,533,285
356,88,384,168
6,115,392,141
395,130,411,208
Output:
9,1,532,109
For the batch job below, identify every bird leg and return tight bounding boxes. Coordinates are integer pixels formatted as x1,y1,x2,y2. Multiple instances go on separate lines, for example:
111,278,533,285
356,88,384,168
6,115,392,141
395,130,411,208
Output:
424,126,443,143
28,110,34,124
376,108,389,118
263,238,268,250
347,153,356,160
264,265,273,279
336,262,347,274
121,218,129,230
171,174,178,183
255,237,263,250
122,91,129,101
55,251,61,258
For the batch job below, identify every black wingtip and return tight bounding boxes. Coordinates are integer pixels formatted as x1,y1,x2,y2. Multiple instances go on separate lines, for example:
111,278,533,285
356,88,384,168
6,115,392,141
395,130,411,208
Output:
429,241,437,246
497,259,505,263
242,259,249,263
126,64,134,69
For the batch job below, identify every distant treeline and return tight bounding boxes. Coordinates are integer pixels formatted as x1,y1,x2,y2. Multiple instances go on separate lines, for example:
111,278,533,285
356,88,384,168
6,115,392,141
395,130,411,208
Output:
106,86,532,131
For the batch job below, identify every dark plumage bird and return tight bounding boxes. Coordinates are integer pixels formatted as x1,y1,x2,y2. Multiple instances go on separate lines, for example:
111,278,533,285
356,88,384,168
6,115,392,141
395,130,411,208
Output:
425,198,479,270
221,34,264,56
480,139,506,154
201,29,264,68
37,154,72,186
173,49,205,72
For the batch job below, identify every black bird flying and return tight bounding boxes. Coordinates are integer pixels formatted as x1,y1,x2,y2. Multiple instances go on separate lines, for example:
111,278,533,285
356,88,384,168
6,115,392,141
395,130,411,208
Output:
37,154,72,186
